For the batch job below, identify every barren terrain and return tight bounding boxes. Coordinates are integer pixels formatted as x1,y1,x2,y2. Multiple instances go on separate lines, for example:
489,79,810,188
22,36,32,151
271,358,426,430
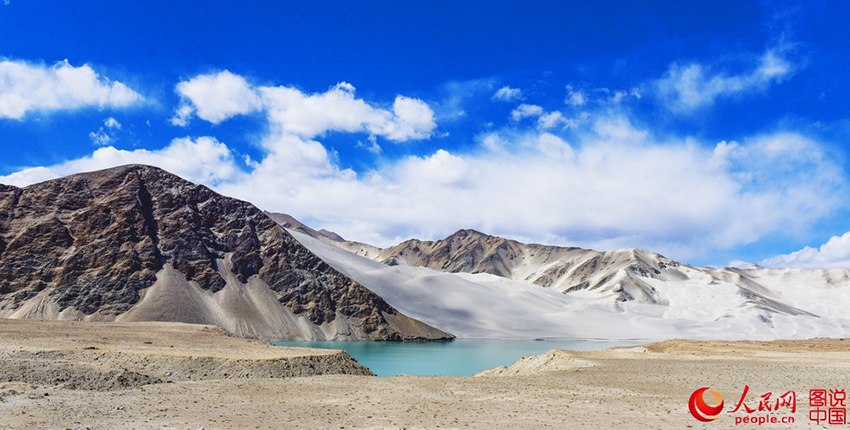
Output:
1,320,849,429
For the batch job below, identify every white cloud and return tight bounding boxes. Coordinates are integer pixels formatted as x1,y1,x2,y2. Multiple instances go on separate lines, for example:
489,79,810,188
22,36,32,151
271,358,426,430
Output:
385,95,437,141
203,115,842,259
4,66,842,262
172,70,262,125
3,113,843,261
170,105,194,127
610,88,641,104
537,111,567,129
103,117,121,129
510,104,544,121
0,136,240,187
565,86,586,106
397,149,472,188
655,45,797,113
88,130,112,146
173,72,436,141
564,85,640,107
357,135,382,154
762,232,850,269
432,78,496,123
261,83,435,141
89,117,124,146
493,86,523,102
510,104,586,130
0,59,143,119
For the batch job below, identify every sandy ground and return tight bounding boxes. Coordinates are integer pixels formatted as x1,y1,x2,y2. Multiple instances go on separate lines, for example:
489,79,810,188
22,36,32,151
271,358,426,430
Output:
1,320,849,429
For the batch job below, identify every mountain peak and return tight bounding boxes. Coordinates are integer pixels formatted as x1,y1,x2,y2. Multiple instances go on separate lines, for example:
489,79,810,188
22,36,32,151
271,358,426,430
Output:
446,228,492,241
0,166,450,341
63,163,173,181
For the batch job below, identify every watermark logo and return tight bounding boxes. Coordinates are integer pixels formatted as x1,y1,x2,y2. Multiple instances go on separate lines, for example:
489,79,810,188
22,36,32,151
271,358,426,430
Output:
687,385,815,425
689,387,725,422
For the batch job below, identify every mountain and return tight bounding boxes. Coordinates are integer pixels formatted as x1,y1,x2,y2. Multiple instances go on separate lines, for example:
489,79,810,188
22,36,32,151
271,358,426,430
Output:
277,219,850,340
0,165,451,341
336,228,678,301
264,212,345,243
332,229,814,316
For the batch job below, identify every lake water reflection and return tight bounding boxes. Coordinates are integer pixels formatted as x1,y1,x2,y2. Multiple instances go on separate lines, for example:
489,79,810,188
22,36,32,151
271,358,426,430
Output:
272,339,646,376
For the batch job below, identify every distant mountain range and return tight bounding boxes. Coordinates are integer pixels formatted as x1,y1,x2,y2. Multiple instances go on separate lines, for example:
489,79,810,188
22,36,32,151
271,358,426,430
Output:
0,165,450,341
1,165,847,342
273,212,850,340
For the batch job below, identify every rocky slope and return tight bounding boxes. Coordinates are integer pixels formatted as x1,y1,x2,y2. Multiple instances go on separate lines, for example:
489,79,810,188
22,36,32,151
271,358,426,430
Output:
0,165,451,341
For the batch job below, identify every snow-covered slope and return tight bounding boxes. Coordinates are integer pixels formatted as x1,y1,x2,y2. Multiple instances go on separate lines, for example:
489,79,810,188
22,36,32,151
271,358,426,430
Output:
288,229,850,340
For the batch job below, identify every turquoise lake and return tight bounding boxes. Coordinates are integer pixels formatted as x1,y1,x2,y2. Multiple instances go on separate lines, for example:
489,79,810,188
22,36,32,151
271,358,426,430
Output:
272,339,646,376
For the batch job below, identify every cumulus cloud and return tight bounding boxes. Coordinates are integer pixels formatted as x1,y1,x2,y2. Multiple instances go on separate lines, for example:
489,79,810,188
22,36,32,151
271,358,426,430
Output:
261,83,436,141
204,115,843,258
3,110,843,260
510,104,544,121
173,72,436,141
0,136,240,187
4,62,842,261
655,45,797,113
172,70,262,125
493,86,523,102
762,233,850,269
0,59,143,119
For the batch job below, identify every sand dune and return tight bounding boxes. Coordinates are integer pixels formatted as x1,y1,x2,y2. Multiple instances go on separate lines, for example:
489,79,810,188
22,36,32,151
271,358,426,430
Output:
289,229,850,340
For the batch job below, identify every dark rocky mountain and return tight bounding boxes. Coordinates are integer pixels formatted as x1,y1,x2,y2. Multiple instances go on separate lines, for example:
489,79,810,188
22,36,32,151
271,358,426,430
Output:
0,165,451,341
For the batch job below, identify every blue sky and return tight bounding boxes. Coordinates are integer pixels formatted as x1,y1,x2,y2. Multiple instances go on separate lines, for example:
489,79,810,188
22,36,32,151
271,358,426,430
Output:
2,0,850,268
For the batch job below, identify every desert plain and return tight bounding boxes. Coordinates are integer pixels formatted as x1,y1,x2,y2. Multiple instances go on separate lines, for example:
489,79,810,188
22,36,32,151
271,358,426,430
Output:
1,319,849,429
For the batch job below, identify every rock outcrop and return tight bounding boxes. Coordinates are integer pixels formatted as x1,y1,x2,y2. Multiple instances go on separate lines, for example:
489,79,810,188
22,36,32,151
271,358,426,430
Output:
0,165,452,341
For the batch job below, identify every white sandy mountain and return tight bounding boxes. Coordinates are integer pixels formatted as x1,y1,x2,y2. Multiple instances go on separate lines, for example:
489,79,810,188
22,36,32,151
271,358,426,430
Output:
273,215,850,340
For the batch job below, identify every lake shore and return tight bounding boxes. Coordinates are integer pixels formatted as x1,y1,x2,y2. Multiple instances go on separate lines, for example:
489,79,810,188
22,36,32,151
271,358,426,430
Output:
1,320,849,429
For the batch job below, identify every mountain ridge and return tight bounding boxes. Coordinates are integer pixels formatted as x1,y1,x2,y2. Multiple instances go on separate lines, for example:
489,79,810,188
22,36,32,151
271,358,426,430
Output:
332,226,684,303
0,165,451,341
278,215,829,327
284,227,850,340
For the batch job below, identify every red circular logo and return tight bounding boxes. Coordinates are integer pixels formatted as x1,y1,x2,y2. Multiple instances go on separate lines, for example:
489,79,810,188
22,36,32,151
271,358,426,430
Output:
689,387,725,422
